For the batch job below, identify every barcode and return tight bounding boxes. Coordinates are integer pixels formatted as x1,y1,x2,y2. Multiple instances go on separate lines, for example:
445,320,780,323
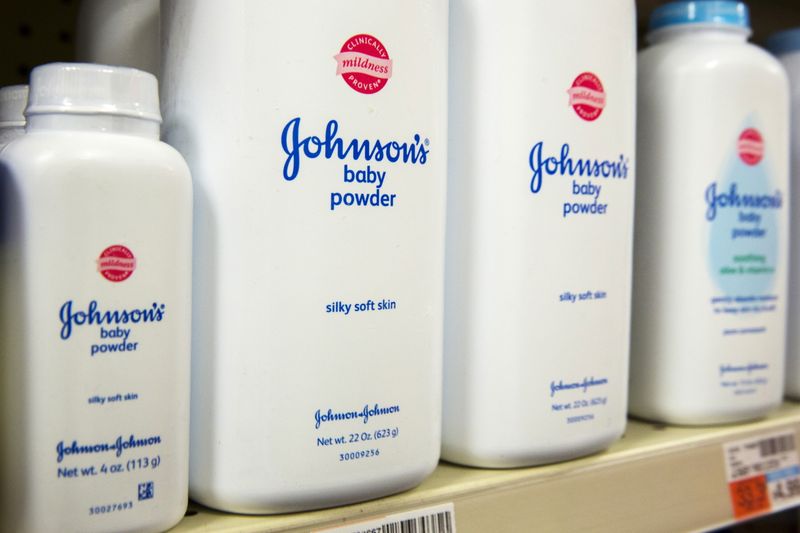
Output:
759,435,796,457
380,511,454,533
315,503,456,533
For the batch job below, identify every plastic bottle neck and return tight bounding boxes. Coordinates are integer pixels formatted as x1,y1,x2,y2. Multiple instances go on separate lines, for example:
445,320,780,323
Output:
26,113,160,139
647,25,751,46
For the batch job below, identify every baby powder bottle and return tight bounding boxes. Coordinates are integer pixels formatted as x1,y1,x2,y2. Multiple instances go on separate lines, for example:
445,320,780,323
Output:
443,0,637,468
0,63,192,532
161,0,447,513
631,2,790,424
0,85,27,148
76,0,160,76
767,28,800,400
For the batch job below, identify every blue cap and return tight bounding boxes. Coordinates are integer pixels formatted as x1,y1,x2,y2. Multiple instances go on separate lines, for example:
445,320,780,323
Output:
766,28,800,56
649,1,750,33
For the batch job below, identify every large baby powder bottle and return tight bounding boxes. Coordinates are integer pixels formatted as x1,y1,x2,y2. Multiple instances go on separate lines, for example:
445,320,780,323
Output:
0,85,27,149
767,28,800,400
443,0,636,468
0,63,192,532
631,2,790,424
161,1,447,513
76,0,160,76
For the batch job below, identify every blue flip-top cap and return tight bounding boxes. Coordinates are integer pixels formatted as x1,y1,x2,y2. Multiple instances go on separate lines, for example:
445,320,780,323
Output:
767,28,800,56
649,1,750,33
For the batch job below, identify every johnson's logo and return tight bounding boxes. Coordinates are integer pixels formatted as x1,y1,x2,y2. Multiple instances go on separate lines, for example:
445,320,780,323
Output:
720,363,769,377
550,377,609,397
334,34,392,94
567,72,606,122
59,300,166,340
97,245,135,283
528,141,629,194
56,434,162,463
704,182,782,221
281,117,429,182
314,403,400,429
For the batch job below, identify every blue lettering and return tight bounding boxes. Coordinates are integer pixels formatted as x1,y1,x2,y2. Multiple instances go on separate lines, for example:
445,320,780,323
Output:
59,301,166,340
281,118,429,182
529,141,628,194
705,182,782,221
550,377,609,397
314,403,400,429
55,434,161,463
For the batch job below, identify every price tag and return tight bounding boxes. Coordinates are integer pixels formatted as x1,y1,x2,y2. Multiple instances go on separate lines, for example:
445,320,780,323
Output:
724,430,800,520
315,503,456,533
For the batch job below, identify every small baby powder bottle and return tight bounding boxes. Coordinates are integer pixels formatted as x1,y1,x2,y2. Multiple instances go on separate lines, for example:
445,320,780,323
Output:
0,63,192,532
76,0,160,76
631,2,790,424
767,28,800,399
443,0,637,468
0,85,28,148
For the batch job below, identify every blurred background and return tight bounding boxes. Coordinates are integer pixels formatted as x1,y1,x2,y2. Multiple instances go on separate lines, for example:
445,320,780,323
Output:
2,0,800,86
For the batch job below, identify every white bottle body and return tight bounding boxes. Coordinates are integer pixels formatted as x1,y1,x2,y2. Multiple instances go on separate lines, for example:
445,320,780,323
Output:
631,29,790,424
774,47,800,399
161,0,447,513
443,0,636,467
76,0,160,76
0,126,192,532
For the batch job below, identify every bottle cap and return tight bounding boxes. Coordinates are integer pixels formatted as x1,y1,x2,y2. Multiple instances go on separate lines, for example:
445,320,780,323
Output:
766,28,800,56
649,1,750,33
0,85,29,127
26,62,161,122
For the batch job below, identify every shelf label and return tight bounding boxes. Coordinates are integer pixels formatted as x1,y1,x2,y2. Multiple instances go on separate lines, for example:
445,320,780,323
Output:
315,502,456,533
724,430,800,520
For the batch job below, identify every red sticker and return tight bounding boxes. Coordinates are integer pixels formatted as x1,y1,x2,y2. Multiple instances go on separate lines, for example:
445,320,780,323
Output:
97,245,136,283
567,72,606,122
334,34,393,95
729,475,770,519
738,128,764,166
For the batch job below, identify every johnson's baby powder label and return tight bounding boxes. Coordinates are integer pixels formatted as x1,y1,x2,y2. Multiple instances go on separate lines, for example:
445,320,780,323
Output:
707,125,784,396
53,244,168,483
38,235,185,531
526,69,633,432
0,63,191,533
443,0,636,468
161,0,446,513
630,1,789,424
280,116,429,211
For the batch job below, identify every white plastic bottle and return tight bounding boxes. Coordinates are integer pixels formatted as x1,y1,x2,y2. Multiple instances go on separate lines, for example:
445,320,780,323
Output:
0,63,192,532
443,0,636,468
76,0,160,76
161,1,447,513
0,85,27,148
767,28,800,400
631,2,790,424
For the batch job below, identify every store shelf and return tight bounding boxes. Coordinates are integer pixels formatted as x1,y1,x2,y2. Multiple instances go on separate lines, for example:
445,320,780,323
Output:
173,402,800,533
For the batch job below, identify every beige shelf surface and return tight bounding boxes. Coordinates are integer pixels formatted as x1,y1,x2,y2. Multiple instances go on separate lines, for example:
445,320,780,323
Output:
173,402,800,533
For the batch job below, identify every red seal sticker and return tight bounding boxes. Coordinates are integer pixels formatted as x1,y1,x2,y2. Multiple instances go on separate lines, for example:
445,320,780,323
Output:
334,34,393,95
97,245,136,282
567,72,606,122
738,128,764,166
